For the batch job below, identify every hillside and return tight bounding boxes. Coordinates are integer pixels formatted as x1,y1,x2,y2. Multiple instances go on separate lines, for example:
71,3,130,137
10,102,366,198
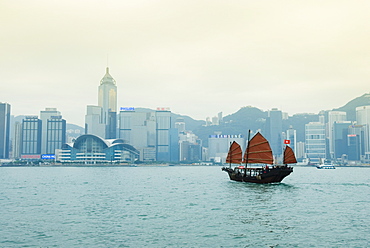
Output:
332,93,370,121
192,106,268,147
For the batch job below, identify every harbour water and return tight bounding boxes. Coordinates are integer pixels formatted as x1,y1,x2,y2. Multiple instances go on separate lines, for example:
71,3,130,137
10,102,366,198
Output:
1,166,369,247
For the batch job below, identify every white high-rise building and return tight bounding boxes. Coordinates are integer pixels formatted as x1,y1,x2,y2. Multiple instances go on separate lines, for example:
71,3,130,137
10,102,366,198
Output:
98,67,117,139
286,126,297,155
85,67,118,139
305,121,326,164
208,134,245,163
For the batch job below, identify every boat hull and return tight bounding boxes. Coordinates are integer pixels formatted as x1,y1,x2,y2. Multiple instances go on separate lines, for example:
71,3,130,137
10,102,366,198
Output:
222,166,293,184
316,165,335,169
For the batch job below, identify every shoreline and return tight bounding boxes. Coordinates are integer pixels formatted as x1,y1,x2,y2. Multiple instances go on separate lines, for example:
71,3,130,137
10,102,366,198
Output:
1,163,370,168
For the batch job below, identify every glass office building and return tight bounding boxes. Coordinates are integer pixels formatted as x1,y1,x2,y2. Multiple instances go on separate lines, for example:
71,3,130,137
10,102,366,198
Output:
0,102,11,159
21,116,42,159
305,121,326,164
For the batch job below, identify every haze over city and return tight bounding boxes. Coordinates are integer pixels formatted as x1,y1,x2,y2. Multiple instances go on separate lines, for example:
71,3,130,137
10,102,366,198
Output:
1,0,370,126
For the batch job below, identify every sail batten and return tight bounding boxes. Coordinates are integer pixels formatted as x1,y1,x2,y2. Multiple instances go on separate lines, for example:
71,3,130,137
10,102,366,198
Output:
243,132,273,165
226,141,243,164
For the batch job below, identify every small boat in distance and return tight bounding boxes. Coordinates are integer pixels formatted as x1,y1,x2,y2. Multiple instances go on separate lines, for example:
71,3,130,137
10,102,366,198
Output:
316,159,336,169
222,131,295,184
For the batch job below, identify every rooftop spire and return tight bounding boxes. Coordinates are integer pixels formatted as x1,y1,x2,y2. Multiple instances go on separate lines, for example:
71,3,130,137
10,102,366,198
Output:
100,67,116,85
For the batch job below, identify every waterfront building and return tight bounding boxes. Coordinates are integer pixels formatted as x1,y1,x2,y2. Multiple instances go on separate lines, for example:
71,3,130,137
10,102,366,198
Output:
208,134,245,163
45,116,66,154
347,124,366,161
332,121,351,160
328,111,347,159
40,108,65,155
265,108,283,156
59,134,139,163
0,103,11,159
179,131,201,161
12,122,22,159
21,116,42,159
118,108,179,162
179,141,202,162
305,121,326,164
156,109,175,161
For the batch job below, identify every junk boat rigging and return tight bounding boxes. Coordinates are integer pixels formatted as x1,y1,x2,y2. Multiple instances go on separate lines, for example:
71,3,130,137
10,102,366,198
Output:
222,131,295,183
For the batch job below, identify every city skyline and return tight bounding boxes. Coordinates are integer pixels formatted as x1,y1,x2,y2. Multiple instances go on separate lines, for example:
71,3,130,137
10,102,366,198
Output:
2,1,370,126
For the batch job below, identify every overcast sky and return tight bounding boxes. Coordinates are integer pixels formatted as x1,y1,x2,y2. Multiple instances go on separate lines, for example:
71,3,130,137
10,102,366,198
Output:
1,0,370,126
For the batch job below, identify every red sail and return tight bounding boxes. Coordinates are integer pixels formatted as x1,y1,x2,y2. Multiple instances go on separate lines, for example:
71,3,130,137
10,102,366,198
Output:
243,132,273,164
226,141,243,164
283,146,297,164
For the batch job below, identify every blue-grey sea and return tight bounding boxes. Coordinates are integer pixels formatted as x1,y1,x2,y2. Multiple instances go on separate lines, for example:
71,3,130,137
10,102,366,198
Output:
1,166,369,248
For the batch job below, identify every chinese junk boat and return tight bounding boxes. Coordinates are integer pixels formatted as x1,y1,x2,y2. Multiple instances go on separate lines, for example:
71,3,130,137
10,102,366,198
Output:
222,132,295,184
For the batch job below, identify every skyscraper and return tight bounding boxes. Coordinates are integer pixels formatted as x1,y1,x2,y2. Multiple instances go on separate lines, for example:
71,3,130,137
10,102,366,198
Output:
21,116,42,159
156,109,173,161
0,102,11,159
332,121,351,160
328,111,347,159
118,108,179,162
266,108,283,156
98,67,117,139
45,116,66,154
13,122,22,159
85,105,105,138
347,124,365,161
40,108,64,154
356,106,370,160
286,126,297,155
305,121,326,164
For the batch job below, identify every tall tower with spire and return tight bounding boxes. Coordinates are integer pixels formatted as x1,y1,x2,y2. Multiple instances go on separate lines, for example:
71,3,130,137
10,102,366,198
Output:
98,67,117,139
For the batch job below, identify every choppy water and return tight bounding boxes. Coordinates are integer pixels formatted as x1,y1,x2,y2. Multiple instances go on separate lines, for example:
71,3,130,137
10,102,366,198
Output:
1,166,369,247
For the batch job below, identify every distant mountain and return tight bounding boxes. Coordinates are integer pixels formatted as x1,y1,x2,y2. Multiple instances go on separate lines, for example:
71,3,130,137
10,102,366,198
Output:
283,113,319,142
171,113,205,131
192,106,268,147
192,94,370,145
66,123,85,139
332,93,370,121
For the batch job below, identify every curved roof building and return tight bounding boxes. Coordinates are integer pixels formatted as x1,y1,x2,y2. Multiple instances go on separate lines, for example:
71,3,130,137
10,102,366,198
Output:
60,134,139,163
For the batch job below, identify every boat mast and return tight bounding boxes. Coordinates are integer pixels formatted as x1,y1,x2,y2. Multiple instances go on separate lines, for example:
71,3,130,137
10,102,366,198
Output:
229,141,232,168
245,130,251,174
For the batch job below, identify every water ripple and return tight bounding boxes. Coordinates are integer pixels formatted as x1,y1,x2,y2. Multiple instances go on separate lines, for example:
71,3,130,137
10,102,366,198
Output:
0,166,369,247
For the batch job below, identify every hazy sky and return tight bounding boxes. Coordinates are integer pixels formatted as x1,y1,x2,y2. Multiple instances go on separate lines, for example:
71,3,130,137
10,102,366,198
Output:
1,0,370,126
